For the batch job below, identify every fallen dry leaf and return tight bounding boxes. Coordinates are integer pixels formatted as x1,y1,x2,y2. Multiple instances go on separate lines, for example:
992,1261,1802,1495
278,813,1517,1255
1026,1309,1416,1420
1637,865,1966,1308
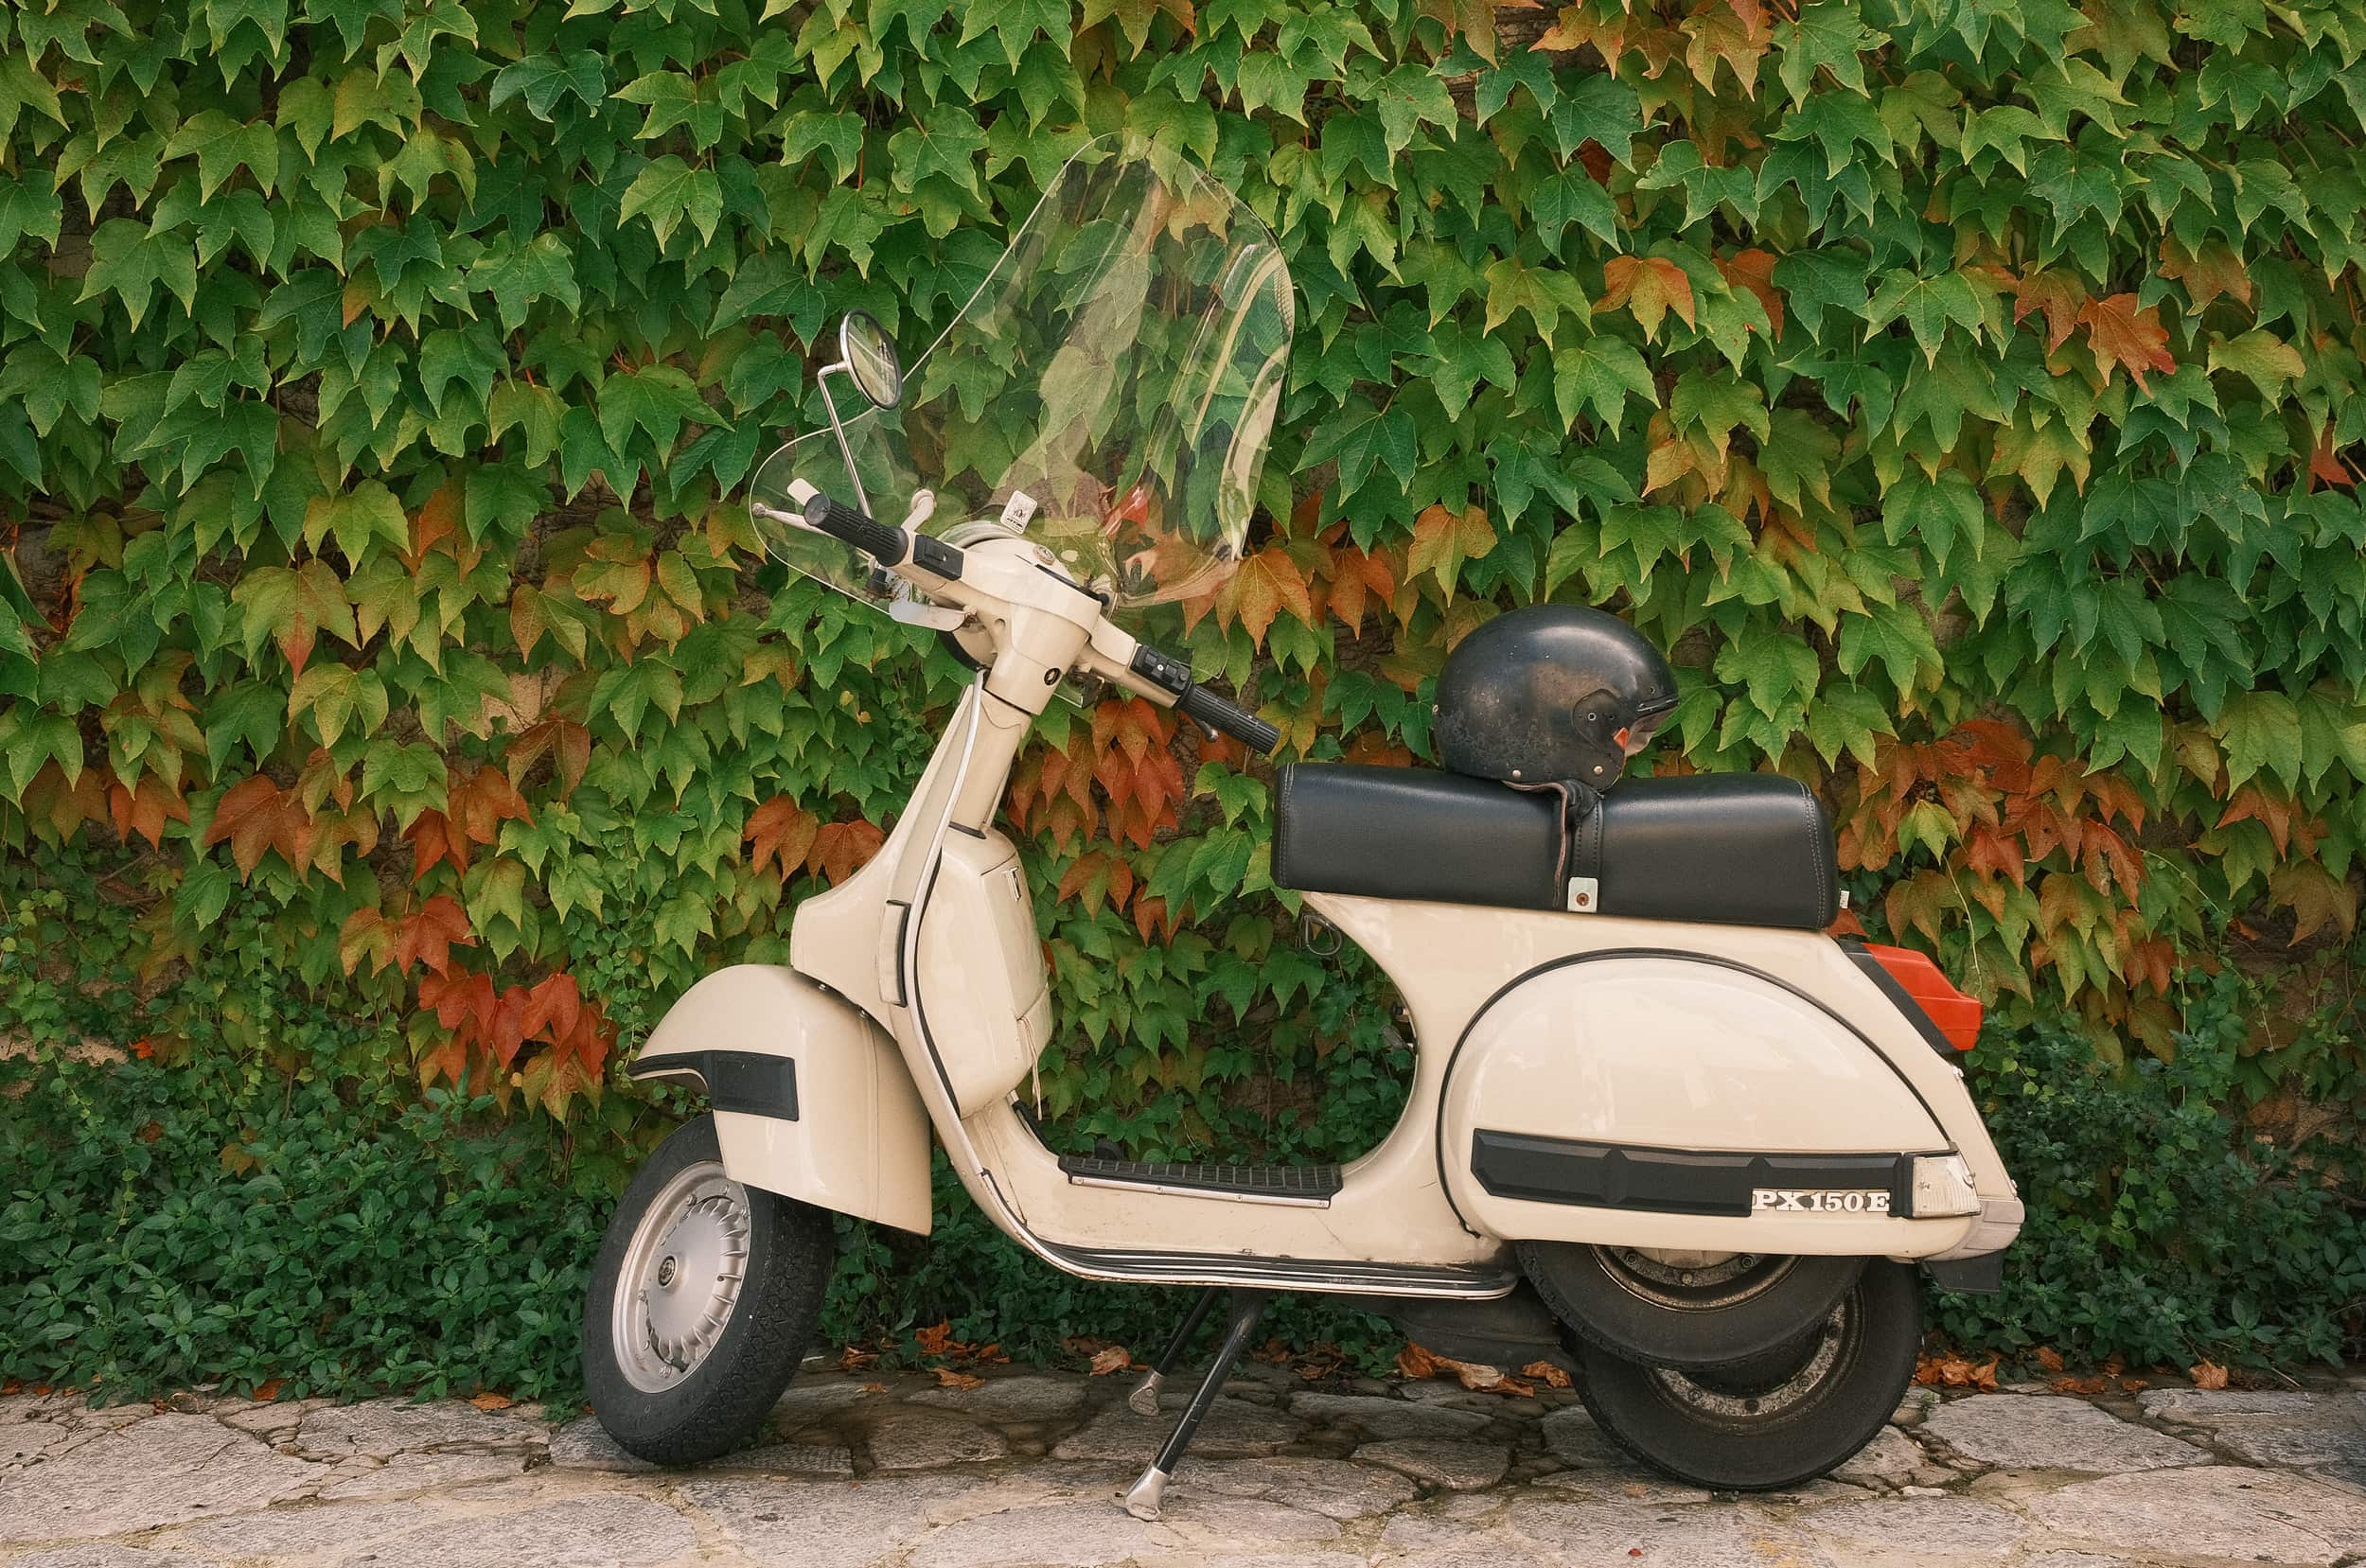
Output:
1916,1352,1999,1390
1087,1347,1133,1376
838,1345,879,1371
859,1383,886,1394
468,1391,516,1412
2190,1359,2230,1390
1397,1343,1442,1381
2034,1347,2065,1374
2050,1374,2109,1395
250,1379,282,1402
0,1380,19,1397
1522,1359,1574,1390
915,1321,958,1357
2119,1377,2148,1393
930,1367,984,1391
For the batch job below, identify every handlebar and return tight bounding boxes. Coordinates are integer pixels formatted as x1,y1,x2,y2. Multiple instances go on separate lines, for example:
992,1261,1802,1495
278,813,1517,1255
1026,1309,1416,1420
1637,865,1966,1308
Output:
1179,683,1281,753
1130,644,1279,753
803,492,910,566
788,485,1275,754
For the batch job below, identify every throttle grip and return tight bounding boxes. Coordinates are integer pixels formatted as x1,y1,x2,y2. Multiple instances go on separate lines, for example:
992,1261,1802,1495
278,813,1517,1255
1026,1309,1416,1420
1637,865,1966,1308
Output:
804,493,909,565
1179,683,1280,754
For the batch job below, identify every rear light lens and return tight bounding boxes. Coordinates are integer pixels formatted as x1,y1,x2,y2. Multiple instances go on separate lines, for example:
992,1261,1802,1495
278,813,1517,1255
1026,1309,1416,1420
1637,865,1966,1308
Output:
1864,943,1983,1051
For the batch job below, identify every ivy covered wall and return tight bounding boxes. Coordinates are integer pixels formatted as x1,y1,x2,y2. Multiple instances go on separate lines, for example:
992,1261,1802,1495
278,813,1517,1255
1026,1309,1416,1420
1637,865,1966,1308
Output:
4,0,2366,1392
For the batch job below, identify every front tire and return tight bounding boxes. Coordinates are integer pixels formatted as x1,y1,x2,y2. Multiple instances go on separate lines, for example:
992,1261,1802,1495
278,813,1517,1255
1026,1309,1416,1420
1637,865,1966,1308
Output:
1574,1259,1921,1491
582,1114,836,1464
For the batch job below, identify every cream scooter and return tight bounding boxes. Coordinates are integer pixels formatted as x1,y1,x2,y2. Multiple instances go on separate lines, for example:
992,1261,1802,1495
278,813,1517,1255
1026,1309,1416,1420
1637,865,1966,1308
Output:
580,141,2022,1512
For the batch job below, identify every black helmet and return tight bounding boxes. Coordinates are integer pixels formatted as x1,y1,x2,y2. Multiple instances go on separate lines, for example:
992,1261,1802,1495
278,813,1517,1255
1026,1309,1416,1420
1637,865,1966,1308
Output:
1433,606,1678,791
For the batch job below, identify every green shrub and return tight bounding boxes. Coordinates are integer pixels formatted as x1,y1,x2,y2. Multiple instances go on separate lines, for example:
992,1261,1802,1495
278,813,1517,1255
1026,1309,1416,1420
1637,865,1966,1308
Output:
1939,965,2366,1368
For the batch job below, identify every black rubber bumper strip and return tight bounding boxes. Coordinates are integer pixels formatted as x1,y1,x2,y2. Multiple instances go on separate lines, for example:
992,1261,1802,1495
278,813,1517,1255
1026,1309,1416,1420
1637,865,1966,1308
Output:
1471,1129,1922,1217
627,1049,799,1120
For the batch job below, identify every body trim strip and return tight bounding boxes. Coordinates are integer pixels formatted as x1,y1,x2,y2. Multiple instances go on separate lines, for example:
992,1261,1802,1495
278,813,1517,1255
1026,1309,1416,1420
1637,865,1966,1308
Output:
1469,1129,1936,1217
1063,1174,1332,1208
628,1049,800,1120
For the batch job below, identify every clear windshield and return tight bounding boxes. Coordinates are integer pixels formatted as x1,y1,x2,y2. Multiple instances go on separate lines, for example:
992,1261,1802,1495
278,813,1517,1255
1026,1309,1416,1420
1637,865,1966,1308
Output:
749,135,1295,611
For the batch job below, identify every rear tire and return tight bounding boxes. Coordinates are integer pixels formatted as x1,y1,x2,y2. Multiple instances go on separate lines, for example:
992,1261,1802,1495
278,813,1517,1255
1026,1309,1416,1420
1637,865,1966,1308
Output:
582,1114,836,1465
1521,1241,1863,1368
1574,1259,1921,1491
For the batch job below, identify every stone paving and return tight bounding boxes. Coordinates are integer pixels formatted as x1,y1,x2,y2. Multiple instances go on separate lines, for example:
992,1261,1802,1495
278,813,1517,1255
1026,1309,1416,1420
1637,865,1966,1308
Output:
4,1364,2365,1567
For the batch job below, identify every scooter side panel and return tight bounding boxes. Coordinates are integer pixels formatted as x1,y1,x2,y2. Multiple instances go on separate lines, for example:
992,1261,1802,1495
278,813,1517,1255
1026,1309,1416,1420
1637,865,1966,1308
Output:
632,964,933,1234
1438,952,1969,1256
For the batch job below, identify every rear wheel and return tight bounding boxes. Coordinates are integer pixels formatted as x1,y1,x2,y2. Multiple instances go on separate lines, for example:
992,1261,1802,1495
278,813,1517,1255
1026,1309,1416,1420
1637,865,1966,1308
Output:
1574,1259,1920,1491
1521,1240,1863,1368
582,1114,836,1464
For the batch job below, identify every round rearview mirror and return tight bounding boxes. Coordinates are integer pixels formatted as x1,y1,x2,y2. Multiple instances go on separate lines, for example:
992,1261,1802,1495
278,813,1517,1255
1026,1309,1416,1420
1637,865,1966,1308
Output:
839,311,903,410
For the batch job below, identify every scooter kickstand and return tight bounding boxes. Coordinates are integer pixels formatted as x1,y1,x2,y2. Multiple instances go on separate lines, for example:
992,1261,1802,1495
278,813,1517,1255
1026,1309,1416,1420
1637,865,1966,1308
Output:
1128,1286,1221,1418
1121,1289,1269,1521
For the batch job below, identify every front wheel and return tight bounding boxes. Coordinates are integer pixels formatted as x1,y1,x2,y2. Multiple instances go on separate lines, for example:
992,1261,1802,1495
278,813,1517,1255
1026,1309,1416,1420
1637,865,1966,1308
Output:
582,1114,836,1464
1574,1259,1921,1491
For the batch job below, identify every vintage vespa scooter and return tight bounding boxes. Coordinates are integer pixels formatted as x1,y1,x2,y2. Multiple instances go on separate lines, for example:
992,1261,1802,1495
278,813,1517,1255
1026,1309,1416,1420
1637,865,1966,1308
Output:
580,139,2022,1512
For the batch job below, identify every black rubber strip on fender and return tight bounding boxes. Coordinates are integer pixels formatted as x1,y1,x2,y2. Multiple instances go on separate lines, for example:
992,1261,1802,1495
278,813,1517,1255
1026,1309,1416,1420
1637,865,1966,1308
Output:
627,1049,800,1120
1471,1129,1919,1217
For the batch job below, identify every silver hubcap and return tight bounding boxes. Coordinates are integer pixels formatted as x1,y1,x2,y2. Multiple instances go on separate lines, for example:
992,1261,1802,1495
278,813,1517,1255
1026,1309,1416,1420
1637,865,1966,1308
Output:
612,1161,751,1393
1648,1307,1849,1420
1599,1246,1787,1310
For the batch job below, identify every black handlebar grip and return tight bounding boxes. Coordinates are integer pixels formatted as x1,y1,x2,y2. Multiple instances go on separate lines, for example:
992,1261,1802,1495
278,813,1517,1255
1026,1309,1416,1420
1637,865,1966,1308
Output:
1179,683,1280,754
804,493,909,565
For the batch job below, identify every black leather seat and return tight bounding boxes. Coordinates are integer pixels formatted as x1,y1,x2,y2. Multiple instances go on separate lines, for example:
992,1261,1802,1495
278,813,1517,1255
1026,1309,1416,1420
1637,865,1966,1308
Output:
1273,765,1838,931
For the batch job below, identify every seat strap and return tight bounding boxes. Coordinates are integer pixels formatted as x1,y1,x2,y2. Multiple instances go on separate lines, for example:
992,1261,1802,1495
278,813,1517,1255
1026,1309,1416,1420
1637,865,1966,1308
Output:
1564,784,1605,913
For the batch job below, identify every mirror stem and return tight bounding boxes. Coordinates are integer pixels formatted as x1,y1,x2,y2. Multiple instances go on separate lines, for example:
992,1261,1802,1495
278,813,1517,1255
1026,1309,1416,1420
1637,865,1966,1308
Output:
815,362,874,521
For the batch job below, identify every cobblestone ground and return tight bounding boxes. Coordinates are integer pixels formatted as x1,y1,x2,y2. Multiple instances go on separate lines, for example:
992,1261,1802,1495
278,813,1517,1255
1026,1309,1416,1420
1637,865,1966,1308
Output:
4,1365,2364,1567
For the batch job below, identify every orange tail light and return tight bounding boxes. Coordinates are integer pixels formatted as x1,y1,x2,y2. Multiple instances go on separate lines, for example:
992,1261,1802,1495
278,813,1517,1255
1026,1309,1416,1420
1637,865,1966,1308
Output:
1863,943,1983,1051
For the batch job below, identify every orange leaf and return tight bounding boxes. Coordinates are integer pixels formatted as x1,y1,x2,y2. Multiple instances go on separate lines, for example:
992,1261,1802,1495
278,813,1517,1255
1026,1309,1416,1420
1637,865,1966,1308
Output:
250,1379,282,1401
2012,269,2088,355
449,766,533,845
1521,1358,1573,1390
519,972,583,1043
468,1391,515,1412
505,715,592,797
2308,423,2357,491
2189,1360,2229,1390
808,819,885,885
409,484,463,569
1597,255,1695,341
2159,237,2252,316
915,1321,956,1357
1396,1343,1442,1381
2078,294,2176,392
1086,1346,1133,1376
1225,546,1316,650
407,810,468,879
109,776,190,849
745,797,820,879
204,776,317,880
393,894,474,977
1714,248,1784,340
931,1366,985,1390
1325,545,1399,635
1407,502,1497,598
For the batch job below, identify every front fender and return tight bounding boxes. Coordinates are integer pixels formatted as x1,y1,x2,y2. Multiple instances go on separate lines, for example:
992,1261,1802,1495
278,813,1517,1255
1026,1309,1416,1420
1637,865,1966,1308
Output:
629,964,933,1235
